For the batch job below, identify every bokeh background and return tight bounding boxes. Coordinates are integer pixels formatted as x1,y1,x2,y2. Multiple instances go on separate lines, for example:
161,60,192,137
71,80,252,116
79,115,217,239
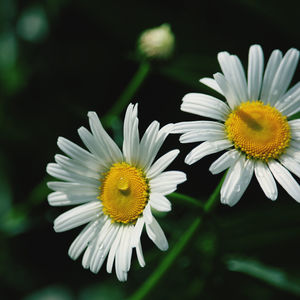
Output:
1,0,300,299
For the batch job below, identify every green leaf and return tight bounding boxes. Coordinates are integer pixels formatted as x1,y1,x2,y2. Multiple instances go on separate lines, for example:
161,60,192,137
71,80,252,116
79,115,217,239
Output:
226,256,300,296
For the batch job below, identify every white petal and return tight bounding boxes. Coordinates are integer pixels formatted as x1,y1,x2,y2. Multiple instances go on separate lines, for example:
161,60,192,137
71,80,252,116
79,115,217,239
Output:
268,160,300,202
53,201,102,232
136,241,145,267
147,149,180,179
48,191,97,206
218,52,248,103
149,193,172,212
209,149,240,174
221,157,254,206
289,119,300,140
260,49,283,104
279,154,300,178
180,128,226,143
88,111,123,163
144,123,174,172
106,225,123,274
146,217,168,251
181,93,230,121
275,82,300,116
57,137,99,170
115,226,133,281
77,127,110,168
131,217,145,247
150,171,186,195
254,160,277,200
286,144,300,163
231,55,248,102
122,104,140,165
47,181,98,193
137,120,159,169
143,204,153,224
54,154,100,179
46,163,99,186
185,140,232,165
199,77,223,94
213,72,240,109
267,48,299,106
247,44,264,101
68,219,103,260
172,120,224,134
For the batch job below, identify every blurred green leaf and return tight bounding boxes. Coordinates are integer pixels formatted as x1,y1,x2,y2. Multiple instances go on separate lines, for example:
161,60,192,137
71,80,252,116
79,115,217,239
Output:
22,285,73,300
226,256,300,296
16,5,49,43
79,283,125,300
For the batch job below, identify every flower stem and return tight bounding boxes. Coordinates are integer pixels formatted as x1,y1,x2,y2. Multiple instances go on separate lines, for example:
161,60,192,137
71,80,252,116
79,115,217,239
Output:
128,174,225,300
168,192,203,208
102,60,151,128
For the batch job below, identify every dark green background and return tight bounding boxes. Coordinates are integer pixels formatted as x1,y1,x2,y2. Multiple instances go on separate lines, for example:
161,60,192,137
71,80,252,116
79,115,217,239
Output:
1,0,300,299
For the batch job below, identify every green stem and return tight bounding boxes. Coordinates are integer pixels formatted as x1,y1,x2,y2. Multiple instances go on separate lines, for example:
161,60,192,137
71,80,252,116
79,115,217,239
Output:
128,174,226,300
168,192,203,208
102,61,151,128
129,217,202,300
204,174,225,212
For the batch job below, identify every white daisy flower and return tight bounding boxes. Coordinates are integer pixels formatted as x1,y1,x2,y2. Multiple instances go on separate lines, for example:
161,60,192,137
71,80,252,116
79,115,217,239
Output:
46,103,186,281
173,45,300,206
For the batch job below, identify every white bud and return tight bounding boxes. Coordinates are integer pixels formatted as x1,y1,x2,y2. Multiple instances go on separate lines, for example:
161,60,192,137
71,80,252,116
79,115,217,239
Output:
138,24,175,60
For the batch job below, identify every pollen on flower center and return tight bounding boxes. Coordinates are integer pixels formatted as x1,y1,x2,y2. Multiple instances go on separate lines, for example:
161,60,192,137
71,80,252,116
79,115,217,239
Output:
225,101,291,161
99,162,149,224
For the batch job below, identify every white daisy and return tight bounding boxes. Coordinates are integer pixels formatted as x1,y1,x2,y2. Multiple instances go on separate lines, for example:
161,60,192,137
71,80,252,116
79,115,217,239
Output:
173,45,300,206
46,103,186,281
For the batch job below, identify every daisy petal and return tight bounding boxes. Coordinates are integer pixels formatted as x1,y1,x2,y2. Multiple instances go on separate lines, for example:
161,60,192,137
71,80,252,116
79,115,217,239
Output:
275,82,300,116
172,120,224,134
279,154,300,178
289,119,300,140
260,49,283,104
48,191,98,206
88,112,123,163
138,121,159,169
131,217,145,247
54,201,102,232
221,157,254,206
146,217,168,251
68,219,103,260
213,72,240,109
149,193,172,212
136,241,146,267
181,93,230,121
46,163,99,186
143,204,153,224
254,160,277,200
268,48,299,106
200,77,223,95
185,140,232,165
209,149,240,174
57,137,99,169
248,44,264,101
150,171,187,195
147,149,180,179
106,225,123,274
180,128,225,143
268,160,300,202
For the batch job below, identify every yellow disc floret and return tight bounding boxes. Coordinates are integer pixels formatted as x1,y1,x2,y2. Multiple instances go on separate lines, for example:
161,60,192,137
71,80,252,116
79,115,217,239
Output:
225,101,290,161
99,162,149,224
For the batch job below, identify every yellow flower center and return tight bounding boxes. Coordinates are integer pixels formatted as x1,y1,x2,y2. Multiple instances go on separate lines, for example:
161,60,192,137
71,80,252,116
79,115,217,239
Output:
99,162,149,224
225,101,290,161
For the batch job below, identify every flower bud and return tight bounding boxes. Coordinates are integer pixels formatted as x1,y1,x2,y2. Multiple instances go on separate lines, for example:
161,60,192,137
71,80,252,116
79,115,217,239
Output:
138,24,175,60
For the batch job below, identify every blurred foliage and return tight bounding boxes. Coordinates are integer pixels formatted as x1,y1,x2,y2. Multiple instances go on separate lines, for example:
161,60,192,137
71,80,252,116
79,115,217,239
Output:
1,0,300,299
